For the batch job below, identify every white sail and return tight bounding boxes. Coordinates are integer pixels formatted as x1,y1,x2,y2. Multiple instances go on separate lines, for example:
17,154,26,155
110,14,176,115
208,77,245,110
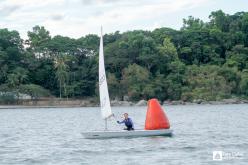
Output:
99,28,112,119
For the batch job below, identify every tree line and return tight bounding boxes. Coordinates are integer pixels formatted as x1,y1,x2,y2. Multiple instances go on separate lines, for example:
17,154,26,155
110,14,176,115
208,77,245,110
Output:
0,10,248,103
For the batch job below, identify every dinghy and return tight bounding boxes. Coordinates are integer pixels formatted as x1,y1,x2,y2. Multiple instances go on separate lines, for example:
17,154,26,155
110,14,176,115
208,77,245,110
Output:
82,28,172,139
83,129,172,139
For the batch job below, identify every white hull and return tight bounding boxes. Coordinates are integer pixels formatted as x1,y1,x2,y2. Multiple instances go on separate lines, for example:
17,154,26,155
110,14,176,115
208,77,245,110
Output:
82,129,173,139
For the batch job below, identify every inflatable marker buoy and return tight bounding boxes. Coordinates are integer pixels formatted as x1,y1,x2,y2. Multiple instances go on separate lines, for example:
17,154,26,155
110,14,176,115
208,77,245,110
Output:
145,98,170,130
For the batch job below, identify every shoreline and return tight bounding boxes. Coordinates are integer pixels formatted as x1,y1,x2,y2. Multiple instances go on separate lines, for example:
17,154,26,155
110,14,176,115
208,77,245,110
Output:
0,99,248,109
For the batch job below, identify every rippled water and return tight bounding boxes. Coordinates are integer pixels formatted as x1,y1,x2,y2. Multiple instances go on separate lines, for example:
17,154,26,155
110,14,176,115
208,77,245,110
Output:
0,104,247,165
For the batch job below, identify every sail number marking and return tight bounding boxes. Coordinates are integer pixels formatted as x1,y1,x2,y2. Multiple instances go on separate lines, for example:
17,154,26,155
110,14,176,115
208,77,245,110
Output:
99,74,106,86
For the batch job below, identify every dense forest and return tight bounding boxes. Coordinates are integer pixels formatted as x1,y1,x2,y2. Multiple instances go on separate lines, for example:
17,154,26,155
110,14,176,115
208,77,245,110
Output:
1,10,248,103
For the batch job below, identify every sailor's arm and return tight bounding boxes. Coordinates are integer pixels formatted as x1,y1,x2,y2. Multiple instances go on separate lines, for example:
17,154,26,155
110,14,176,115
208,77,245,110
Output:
117,120,125,124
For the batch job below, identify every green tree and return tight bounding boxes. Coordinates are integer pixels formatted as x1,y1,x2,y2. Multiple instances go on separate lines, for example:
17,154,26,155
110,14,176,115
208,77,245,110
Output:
183,65,231,101
54,55,69,98
107,73,120,100
19,84,50,99
240,70,248,96
225,45,248,70
7,67,28,87
209,10,230,32
182,16,205,30
27,25,51,58
121,64,151,100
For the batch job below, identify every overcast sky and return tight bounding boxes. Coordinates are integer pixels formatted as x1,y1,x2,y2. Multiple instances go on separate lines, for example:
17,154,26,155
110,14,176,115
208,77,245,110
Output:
0,0,247,39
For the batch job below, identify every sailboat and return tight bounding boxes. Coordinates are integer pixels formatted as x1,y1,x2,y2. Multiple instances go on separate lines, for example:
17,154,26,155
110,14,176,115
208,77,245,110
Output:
82,28,173,139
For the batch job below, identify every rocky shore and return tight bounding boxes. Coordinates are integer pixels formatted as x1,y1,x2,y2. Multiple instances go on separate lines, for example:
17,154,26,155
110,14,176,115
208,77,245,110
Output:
111,98,248,106
162,98,248,105
0,98,247,109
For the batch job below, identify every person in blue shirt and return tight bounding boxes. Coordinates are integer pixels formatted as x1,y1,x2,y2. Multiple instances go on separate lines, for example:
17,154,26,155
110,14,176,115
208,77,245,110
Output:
117,113,134,131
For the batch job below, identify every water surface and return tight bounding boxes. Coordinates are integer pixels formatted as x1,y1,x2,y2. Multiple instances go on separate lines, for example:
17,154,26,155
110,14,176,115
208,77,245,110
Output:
0,104,247,164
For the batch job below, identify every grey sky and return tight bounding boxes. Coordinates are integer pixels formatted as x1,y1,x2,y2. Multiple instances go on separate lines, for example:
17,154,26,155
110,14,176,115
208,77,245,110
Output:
0,0,247,39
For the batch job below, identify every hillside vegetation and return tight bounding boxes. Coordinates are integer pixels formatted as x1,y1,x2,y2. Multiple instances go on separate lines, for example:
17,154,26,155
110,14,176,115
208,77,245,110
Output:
0,10,248,102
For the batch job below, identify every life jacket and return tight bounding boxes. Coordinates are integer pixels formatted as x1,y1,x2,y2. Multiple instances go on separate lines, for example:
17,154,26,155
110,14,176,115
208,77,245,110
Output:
124,118,133,127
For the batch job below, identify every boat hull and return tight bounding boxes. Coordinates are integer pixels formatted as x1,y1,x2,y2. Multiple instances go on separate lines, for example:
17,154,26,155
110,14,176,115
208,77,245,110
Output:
82,129,173,139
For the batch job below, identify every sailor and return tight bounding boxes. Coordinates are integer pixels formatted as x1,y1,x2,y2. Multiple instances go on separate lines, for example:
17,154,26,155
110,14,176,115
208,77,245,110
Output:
117,113,134,131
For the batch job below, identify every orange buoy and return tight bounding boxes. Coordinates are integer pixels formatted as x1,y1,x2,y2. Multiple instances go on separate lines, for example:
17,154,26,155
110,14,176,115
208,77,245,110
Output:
145,98,170,130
